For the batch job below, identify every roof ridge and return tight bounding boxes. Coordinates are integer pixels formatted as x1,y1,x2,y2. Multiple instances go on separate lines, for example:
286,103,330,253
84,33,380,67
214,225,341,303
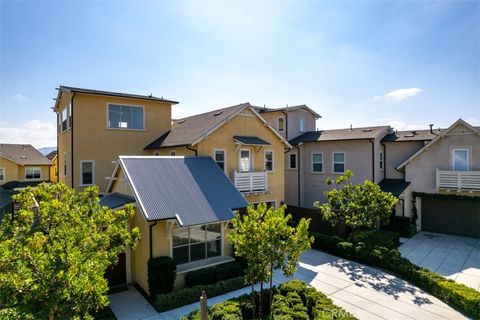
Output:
173,102,250,121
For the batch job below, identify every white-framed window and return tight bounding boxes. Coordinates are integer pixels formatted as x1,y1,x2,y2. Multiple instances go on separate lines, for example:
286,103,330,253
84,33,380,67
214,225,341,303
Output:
25,167,41,180
333,152,345,173
63,152,67,176
379,151,384,170
0,168,5,182
452,148,470,171
214,149,226,172
170,150,176,156
172,223,222,265
299,117,305,133
288,153,297,170
264,150,274,172
107,104,144,130
278,117,285,132
68,103,72,128
155,152,160,156
80,160,95,186
239,149,251,172
61,108,67,131
311,153,323,172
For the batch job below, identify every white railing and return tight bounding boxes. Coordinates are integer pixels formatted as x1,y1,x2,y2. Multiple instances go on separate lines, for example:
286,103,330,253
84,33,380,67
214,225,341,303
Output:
234,171,268,193
436,169,480,191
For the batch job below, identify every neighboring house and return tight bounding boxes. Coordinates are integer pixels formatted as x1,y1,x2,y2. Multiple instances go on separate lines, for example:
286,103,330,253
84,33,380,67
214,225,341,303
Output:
46,150,58,183
102,156,248,292
144,103,292,207
53,86,178,192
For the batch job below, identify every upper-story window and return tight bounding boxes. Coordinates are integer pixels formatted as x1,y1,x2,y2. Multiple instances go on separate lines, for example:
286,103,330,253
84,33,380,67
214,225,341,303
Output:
379,151,384,170
170,151,176,156
80,160,94,186
61,108,67,131
108,104,144,130
264,150,274,172
25,167,41,180
63,152,67,176
333,152,345,173
288,153,297,170
452,148,469,171
278,117,285,132
311,153,323,172
68,103,72,128
0,168,5,182
299,118,305,133
214,149,226,172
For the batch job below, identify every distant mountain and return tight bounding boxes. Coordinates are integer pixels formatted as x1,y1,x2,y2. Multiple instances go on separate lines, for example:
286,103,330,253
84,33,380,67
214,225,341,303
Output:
38,147,56,156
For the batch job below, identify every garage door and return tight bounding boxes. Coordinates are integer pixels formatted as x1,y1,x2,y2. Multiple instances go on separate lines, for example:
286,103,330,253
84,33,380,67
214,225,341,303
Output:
421,197,480,238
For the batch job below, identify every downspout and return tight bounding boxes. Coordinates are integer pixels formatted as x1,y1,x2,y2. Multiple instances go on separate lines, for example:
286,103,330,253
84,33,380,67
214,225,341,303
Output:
369,139,375,182
186,145,198,156
281,110,288,140
70,93,75,188
294,143,302,207
149,221,158,259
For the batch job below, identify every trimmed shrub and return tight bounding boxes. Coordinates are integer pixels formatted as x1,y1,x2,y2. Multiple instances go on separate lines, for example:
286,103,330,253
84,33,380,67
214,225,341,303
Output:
388,216,417,238
147,256,176,297
185,259,246,287
310,232,344,253
210,300,243,320
354,230,399,249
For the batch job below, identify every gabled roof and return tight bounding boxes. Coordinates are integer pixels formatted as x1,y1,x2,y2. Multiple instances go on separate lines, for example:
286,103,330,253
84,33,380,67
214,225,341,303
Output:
378,179,410,197
145,103,292,149
0,144,52,166
111,156,248,226
397,119,480,170
289,126,391,144
255,104,321,119
45,150,58,160
382,129,443,142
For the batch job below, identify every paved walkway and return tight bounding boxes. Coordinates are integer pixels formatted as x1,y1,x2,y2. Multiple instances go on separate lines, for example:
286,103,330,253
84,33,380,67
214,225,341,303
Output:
110,249,469,320
399,232,480,291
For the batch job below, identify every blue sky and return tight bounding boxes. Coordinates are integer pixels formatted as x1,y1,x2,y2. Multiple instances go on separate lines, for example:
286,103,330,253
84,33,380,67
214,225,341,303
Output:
1,0,479,148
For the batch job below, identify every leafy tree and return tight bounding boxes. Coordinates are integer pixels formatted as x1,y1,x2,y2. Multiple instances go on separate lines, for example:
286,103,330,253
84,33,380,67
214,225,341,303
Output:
314,170,398,243
0,183,140,320
227,204,312,317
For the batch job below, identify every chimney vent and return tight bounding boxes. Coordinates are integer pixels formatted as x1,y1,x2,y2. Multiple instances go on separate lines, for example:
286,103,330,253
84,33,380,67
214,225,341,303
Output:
429,124,434,134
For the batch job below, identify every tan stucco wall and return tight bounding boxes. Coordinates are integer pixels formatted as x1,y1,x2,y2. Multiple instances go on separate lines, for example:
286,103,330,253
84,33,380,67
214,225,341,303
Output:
49,156,58,182
55,92,173,193
405,130,480,194
0,158,50,185
384,141,425,179
260,109,316,140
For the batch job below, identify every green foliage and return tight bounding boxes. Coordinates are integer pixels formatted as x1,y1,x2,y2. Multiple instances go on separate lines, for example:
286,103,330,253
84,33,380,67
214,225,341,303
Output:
310,233,480,318
185,259,246,287
355,230,399,249
210,300,243,320
0,182,139,319
310,232,344,253
148,256,176,297
388,216,417,238
314,170,398,243
154,276,247,312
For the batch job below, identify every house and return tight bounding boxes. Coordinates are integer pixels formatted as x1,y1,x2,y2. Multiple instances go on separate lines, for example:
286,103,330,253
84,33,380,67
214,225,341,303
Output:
45,150,58,183
53,86,178,192
102,156,248,292
394,119,480,237
144,103,292,208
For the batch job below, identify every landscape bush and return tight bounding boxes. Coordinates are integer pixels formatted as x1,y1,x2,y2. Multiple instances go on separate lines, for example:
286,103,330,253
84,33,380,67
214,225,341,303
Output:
354,229,400,248
310,233,480,318
147,256,176,297
387,216,417,238
185,259,246,287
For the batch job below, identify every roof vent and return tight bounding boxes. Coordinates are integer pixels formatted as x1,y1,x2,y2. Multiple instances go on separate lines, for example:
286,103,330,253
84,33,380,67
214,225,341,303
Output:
363,129,373,132
411,130,418,135
214,111,223,116
405,134,414,138
177,119,185,124
20,156,27,159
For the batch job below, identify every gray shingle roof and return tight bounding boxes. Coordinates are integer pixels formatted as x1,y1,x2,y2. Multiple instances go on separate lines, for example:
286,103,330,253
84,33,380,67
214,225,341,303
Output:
99,193,135,209
145,103,249,149
233,136,270,145
382,129,443,142
119,156,248,226
254,104,321,119
289,126,390,144
378,179,410,197
0,144,52,166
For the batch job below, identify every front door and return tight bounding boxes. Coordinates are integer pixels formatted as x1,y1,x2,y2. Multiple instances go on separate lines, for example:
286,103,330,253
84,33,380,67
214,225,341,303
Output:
105,252,126,288
239,149,251,172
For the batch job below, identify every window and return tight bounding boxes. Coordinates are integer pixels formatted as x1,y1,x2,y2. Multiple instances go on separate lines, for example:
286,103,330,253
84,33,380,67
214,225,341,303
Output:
61,108,67,131
239,149,251,172
453,148,469,171
108,104,144,130
333,152,345,173
170,151,176,156
289,153,297,169
68,103,72,128
25,167,41,180
311,153,323,172
80,161,94,185
155,152,160,156
214,149,226,172
278,117,285,132
172,223,222,265
264,150,274,172
379,152,384,170
299,118,305,132
0,168,4,182
63,152,67,176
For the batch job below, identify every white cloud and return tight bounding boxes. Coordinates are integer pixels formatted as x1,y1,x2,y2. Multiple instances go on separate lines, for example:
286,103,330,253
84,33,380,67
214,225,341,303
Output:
172,105,188,119
11,94,29,102
465,118,480,126
0,120,56,148
386,120,426,131
372,87,423,102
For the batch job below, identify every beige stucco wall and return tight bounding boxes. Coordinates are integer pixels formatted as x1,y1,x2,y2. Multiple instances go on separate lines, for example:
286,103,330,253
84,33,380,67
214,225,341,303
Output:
260,109,316,140
0,157,50,185
49,156,58,182
55,91,173,193
404,128,480,194
384,141,426,179
284,150,299,206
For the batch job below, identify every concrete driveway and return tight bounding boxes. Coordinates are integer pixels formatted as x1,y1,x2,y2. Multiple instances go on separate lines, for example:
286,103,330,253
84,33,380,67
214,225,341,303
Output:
399,232,480,291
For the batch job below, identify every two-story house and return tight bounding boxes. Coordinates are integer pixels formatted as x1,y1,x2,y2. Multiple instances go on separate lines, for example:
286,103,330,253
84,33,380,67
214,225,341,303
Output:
53,86,178,192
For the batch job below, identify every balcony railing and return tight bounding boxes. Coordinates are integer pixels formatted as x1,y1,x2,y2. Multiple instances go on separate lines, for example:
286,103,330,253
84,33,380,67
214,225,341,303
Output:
234,171,268,193
436,169,480,191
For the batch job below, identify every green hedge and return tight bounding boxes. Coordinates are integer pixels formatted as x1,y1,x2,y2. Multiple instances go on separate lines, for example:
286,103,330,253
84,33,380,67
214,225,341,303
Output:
185,259,246,287
387,216,417,238
311,233,480,318
154,276,247,312
354,230,400,249
181,280,357,320
147,256,176,297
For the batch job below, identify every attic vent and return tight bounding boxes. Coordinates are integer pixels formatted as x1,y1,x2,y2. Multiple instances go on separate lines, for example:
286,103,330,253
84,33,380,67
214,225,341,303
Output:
405,134,414,138
177,119,185,124
214,111,223,116
363,129,373,132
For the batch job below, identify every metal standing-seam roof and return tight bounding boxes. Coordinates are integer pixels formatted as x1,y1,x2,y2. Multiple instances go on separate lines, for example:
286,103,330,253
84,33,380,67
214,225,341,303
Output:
233,136,271,145
99,193,135,209
378,179,411,197
118,156,248,226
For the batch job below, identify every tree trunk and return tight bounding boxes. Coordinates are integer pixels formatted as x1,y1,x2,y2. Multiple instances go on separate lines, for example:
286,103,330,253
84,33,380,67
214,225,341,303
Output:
251,283,256,320
269,264,274,312
351,229,356,244
259,281,264,319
